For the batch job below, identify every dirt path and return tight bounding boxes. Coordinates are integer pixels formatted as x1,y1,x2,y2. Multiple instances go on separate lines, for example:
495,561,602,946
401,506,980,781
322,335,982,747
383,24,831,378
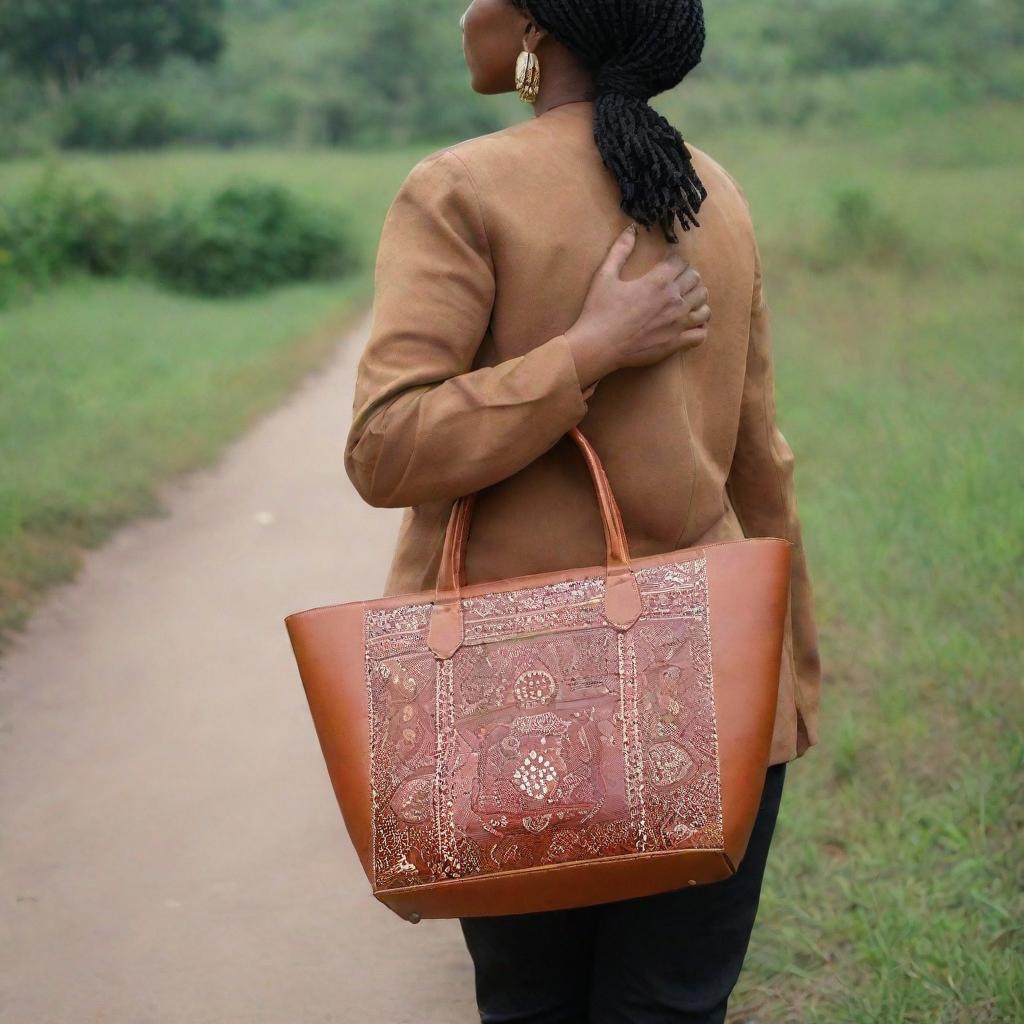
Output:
0,311,478,1024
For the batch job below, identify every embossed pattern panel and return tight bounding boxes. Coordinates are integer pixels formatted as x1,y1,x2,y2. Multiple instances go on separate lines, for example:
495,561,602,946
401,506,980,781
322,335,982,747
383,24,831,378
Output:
363,558,723,891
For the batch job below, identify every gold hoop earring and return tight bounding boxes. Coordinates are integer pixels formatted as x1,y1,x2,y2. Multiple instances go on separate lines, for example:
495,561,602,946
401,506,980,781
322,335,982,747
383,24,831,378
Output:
515,47,540,104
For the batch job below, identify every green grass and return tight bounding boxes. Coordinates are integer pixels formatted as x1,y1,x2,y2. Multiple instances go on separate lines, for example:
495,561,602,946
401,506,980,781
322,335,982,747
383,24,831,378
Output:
729,264,1023,1023
0,145,428,212
0,277,368,636
0,100,1022,1019
712,104,1024,1022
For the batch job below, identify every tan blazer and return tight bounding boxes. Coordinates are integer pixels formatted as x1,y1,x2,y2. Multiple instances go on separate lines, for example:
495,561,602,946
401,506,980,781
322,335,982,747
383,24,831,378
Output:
344,98,821,765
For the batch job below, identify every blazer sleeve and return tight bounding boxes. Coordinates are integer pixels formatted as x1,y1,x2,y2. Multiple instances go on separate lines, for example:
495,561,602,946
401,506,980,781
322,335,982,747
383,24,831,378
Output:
344,148,596,509
725,237,822,749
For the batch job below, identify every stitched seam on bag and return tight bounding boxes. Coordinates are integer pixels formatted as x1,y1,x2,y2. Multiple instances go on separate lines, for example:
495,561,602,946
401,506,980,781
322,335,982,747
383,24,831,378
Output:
373,846,726,896
363,611,378,885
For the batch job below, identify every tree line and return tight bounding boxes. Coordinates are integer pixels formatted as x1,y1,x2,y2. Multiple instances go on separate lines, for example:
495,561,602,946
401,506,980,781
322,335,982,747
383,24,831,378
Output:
0,0,1020,154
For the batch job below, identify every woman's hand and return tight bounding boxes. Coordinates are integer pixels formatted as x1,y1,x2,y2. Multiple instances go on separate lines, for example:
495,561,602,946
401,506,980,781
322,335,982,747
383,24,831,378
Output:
564,223,712,389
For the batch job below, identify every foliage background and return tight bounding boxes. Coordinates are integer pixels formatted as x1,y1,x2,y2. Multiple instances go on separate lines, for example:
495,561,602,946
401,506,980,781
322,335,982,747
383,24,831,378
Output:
1,0,1022,153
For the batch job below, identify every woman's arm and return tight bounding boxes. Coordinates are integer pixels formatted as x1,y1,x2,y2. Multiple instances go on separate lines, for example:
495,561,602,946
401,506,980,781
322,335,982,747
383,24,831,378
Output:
344,149,595,509
725,239,822,749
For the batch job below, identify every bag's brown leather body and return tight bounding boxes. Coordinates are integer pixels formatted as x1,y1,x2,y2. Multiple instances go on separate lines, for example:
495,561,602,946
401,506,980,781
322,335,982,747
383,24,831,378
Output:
285,428,789,922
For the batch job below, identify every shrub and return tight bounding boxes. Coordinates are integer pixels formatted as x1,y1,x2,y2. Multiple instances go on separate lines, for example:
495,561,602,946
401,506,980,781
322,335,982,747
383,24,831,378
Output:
0,174,359,306
59,92,183,150
0,174,132,303
824,188,916,267
793,187,922,274
147,181,358,296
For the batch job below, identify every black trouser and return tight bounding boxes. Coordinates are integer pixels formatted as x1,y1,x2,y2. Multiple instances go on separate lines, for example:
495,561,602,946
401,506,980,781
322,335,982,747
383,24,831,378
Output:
459,763,786,1024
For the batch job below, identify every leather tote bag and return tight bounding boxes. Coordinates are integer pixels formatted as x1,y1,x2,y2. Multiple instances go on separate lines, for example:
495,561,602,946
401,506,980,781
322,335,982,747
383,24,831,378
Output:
284,426,790,923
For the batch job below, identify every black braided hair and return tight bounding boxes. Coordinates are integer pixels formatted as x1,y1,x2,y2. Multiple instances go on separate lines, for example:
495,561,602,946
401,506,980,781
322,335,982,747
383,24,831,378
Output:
510,0,707,243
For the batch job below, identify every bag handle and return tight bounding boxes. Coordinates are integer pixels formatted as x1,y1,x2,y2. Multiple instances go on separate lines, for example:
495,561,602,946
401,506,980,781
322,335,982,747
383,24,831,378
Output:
426,427,643,659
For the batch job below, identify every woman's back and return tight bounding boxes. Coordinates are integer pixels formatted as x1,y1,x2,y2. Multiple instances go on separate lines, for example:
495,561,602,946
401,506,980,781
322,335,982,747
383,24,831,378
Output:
346,99,818,765
342,1,824,1017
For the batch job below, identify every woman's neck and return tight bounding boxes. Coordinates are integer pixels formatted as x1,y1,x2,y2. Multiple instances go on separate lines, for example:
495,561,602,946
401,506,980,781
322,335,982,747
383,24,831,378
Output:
530,57,596,117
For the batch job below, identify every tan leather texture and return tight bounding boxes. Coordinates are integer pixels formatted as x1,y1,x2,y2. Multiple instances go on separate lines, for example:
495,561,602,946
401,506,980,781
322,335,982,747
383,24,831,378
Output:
343,99,821,764
285,429,788,921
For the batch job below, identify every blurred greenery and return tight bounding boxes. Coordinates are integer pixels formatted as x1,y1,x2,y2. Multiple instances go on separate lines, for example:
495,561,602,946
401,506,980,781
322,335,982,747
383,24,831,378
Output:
0,172,359,302
1,0,1022,153
0,173,131,297
0,2,1022,1020
146,180,358,295
0,0,225,95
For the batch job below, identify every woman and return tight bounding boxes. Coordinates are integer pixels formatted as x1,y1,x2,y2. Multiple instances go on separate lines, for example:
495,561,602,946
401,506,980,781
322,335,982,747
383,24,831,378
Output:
344,0,822,1020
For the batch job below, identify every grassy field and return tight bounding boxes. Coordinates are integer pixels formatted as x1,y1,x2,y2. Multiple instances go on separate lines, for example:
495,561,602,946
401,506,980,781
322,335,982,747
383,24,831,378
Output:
0,277,369,637
1,101,1022,1019
719,105,1024,1022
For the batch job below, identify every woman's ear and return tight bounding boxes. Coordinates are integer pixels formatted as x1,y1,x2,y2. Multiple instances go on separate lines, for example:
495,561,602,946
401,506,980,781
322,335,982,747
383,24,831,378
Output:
523,20,548,47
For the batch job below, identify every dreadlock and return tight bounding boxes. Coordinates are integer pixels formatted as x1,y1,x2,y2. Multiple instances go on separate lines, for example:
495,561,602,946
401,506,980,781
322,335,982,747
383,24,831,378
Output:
511,0,707,243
